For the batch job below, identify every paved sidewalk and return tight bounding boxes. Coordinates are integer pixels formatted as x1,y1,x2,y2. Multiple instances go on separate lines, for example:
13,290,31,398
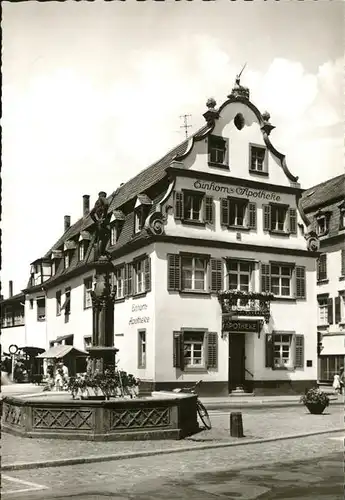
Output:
2,405,343,471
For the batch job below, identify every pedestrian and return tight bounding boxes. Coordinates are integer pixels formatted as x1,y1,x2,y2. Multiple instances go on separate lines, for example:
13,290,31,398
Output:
339,366,345,395
333,373,341,394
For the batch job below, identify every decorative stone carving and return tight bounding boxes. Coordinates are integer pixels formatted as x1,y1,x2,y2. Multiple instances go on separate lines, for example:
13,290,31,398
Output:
90,191,112,261
32,408,93,430
144,212,166,236
261,110,276,136
203,97,219,124
305,231,320,252
228,66,250,100
110,407,170,429
3,403,22,427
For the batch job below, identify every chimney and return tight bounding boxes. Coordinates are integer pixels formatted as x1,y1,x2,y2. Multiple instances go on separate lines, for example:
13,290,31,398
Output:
83,195,90,216
64,215,71,232
9,280,13,298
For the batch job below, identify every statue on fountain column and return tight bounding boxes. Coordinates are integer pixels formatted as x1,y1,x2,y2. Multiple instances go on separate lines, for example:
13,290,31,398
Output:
90,191,112,261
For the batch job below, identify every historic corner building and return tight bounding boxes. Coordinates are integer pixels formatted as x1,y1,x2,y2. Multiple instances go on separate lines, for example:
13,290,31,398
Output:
19,78,321,396
301,174,345,383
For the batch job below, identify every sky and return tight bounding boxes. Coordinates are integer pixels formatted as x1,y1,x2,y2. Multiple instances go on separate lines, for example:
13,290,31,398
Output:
2,0,344,296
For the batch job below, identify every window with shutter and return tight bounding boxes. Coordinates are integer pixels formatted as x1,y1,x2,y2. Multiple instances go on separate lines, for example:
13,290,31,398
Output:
204,196,214,224
124,263,133,296
295,335,304,368
207,332,218,369
144,257,151,293
173,331,184,369
288,208,297,234
295,266,306,299
335,296,341,324
341,249,345,277
221,198,229,225
327,298,333,325
265,334,274,368
210,259,223,292
263,205,271,231
261,263,271,293
174,192,184,220
167,254,181,291
247,203,257,229
317,254,327,281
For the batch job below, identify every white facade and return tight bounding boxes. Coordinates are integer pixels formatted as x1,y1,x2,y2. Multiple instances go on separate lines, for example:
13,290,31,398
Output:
21,87,321,395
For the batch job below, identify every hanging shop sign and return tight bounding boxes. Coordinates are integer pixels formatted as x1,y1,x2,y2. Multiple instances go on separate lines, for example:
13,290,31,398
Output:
223,320,259,334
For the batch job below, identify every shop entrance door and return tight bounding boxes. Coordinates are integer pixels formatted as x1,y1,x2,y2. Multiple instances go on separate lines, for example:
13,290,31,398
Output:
228,333,246,393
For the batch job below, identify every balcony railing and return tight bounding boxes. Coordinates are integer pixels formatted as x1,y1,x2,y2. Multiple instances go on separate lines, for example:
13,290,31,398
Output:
218,290,274,323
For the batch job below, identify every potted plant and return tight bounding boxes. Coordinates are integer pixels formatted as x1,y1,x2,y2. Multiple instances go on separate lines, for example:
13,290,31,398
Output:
300,387,330,414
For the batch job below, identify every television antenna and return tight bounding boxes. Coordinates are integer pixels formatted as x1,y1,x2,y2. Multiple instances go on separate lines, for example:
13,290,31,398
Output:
180,114,192,139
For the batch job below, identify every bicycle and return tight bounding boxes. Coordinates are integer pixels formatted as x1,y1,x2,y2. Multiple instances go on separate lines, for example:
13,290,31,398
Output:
173,380,212,430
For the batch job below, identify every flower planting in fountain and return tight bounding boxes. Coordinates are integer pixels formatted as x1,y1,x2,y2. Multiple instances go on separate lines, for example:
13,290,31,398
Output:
67,367,139,400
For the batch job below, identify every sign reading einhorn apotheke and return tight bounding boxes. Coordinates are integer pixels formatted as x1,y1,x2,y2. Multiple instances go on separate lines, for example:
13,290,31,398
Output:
128,303,150,326
193,180,281,202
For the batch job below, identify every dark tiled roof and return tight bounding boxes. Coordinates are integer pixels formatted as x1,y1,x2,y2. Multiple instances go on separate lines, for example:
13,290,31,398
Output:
24,122,211,291
0,292,25,306
301,174,345,212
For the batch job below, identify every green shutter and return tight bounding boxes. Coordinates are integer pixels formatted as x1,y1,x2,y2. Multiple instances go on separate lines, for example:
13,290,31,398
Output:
265,334,274,368
295,266,306,299
341,249,345,277
261,263,271,293
327,298,333,325
173,331,184,369
295,335,304,369
263,205,271,231
125,263,133,296
221,198,229,225
204,196,214,224
207,332,218,369
335,296,341,324
288,208,297,234
210,258,223,292
174,191,184,220
144,257,151,292
247,202,257,229
167,254,181,291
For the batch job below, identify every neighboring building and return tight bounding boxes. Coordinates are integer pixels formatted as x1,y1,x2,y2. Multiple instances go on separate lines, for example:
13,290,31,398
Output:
21,78,320,395
301,174,345,383
0,281,25,354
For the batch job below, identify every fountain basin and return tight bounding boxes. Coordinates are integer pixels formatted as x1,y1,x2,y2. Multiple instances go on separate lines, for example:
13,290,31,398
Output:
1,392,199,441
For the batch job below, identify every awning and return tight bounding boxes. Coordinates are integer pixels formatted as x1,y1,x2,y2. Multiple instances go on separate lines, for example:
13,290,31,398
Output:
18,347,45,355
37,345,88,359
56,334,74,343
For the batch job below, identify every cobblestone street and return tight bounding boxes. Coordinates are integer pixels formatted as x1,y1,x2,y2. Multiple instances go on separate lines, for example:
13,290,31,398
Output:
1,433,343,499
2,406,343,467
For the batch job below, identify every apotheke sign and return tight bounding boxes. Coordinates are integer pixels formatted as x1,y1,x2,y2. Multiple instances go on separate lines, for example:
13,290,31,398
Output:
225,320,259,334
193,180,281,202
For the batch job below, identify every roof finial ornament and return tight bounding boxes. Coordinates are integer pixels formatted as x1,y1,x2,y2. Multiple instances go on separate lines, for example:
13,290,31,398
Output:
203,97,219,124
228,63,250,100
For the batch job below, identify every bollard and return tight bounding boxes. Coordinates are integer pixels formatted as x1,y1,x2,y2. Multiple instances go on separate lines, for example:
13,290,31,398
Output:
230,411,244,438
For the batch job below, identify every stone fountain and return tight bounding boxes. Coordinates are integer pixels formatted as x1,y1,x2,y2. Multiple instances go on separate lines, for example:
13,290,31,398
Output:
1,192,198,441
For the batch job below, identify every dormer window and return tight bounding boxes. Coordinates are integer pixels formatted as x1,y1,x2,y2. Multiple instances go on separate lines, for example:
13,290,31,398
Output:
134,195,152,234
78,231,91,262
50,250,62,276
316,210,331,237
63,240,77,269
109,211,125,245
208,135,229,168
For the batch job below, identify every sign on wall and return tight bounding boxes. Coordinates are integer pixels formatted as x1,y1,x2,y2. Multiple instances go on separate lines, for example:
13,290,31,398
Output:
128,303,150,326
193,180,281,201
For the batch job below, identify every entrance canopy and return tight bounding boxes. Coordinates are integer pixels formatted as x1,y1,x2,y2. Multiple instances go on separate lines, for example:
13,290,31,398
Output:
37,345,88,359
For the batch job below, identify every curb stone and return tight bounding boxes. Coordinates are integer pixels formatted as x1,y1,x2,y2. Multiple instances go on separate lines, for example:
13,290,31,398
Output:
2,428,343,472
